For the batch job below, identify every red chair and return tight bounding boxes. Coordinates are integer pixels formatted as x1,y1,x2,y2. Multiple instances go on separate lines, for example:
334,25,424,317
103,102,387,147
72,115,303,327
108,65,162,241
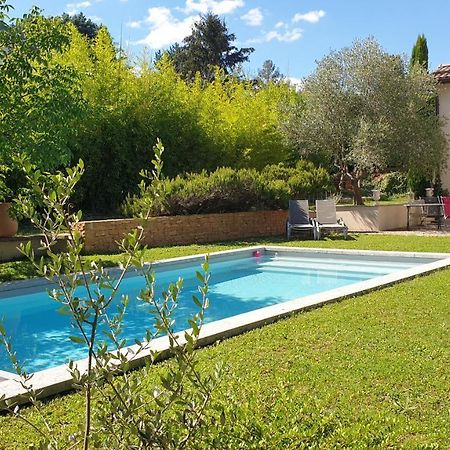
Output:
441,196,450,225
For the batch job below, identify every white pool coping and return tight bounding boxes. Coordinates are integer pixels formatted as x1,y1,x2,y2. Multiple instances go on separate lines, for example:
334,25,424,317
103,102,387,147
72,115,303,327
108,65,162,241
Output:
1,245,450,405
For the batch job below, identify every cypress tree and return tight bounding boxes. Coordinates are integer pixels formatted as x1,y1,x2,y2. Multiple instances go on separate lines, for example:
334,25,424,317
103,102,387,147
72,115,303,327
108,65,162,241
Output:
410,34,429,71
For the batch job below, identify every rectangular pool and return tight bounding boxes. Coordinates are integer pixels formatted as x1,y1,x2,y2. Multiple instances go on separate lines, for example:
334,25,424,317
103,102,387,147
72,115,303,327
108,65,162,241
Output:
0,246,448,376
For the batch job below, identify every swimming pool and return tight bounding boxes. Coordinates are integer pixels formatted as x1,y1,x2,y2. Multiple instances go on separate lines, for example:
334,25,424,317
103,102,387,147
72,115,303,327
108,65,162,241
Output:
0,246,447,377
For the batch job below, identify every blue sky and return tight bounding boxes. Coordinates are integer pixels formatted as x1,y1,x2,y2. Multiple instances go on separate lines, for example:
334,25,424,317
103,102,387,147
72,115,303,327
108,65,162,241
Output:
12,0,450,81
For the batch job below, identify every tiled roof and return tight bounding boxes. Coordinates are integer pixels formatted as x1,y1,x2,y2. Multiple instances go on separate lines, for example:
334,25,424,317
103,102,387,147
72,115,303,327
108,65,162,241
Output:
434,64,450,83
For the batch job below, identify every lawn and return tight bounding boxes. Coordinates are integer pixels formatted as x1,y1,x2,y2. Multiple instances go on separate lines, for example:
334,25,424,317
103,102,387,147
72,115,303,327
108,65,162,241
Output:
0,234,449,448
2,233,450,283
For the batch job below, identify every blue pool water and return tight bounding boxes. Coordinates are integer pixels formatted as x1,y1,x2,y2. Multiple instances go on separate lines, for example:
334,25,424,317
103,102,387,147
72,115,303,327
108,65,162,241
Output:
0,251,437,373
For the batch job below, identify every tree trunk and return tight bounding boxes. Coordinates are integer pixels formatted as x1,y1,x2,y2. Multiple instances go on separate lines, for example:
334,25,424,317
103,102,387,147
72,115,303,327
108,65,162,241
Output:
339,164,365,206
351,177,364,205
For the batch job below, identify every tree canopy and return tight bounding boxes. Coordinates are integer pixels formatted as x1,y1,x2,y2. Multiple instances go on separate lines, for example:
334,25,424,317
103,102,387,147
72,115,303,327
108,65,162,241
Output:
169,13,254,81
282,38,446,204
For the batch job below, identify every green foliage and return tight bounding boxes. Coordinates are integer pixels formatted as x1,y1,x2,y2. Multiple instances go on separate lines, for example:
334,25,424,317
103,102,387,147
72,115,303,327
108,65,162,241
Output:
122,163,333,217
168,13,254,81
0,151,224,448
61,12,101,39
0,6,298,213
370,171,408,196
0,9,82,171
283,38,447,205
0,164,11,201
407,169,429,197
410,34,429,71
0,0,12,25
0,160,27,202
59,26,297,212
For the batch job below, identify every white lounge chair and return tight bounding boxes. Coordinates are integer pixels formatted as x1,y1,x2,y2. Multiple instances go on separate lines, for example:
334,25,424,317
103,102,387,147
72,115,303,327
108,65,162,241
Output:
315,200,348,240
286,200,316,240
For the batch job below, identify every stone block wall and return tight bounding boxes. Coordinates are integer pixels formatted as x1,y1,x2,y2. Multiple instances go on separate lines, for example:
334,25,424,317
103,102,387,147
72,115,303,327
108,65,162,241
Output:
75,210,288,253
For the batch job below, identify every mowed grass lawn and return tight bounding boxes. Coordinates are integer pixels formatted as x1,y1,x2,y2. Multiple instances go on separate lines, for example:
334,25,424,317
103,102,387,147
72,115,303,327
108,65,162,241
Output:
0,234,449,448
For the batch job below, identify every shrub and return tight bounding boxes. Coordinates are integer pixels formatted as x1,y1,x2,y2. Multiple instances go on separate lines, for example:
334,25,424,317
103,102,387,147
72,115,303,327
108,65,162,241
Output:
122,163,333,217
407,170,429,198
370,172,408,196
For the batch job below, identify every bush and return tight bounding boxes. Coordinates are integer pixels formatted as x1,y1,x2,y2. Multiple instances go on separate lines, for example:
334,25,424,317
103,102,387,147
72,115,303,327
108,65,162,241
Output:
377,172,408,196
364,172,408,197
122,163,333,217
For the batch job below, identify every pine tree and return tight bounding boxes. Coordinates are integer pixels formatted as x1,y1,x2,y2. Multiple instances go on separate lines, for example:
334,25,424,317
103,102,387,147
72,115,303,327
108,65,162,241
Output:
171,13,254,81
61,12,101,39
257,60,283,84
410,34,429,71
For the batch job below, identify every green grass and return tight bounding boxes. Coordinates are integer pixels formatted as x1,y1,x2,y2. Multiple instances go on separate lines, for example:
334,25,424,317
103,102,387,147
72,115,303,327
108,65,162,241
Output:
0,234,450,448
1,233,450,283
338,194,410,207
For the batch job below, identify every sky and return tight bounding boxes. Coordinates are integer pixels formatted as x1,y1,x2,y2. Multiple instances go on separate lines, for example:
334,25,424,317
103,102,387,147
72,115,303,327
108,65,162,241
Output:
12,0,450,82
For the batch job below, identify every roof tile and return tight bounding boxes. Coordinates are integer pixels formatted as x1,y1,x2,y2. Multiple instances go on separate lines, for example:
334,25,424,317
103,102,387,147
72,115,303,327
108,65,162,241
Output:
434,64,450,83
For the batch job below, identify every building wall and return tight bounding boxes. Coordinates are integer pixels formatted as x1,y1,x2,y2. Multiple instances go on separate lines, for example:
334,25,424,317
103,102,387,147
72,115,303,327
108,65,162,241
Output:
336,204,409,232
438,83,450,192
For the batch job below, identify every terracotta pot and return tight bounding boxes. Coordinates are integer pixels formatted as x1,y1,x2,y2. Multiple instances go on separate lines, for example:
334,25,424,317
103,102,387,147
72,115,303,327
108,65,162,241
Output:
0,202,18,237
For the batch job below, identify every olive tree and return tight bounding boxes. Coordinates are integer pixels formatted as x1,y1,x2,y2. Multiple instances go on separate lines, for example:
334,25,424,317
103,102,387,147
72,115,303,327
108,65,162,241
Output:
0,142,224,449
283,38,447,204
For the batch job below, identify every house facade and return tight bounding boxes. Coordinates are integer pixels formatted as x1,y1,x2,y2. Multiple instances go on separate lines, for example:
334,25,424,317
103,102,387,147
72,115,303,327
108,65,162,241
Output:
435,64,450,192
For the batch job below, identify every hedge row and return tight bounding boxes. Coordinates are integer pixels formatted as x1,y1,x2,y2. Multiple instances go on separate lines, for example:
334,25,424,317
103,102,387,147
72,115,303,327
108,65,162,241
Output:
122,162,333,217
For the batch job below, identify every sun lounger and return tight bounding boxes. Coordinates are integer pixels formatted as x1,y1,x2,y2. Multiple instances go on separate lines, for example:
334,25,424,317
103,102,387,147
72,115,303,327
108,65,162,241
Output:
315,200,348,240
286,200,316,240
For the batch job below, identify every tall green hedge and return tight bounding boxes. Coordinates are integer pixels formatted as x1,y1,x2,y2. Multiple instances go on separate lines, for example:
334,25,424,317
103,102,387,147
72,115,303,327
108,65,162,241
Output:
59,28,301,213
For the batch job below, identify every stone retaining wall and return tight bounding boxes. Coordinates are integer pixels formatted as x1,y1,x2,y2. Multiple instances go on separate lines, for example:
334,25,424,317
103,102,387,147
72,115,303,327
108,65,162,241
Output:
0,235,68,263
75,210,288,253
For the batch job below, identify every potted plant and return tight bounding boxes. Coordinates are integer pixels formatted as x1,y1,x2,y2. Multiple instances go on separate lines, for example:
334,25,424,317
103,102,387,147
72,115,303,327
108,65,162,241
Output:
0,164,19,237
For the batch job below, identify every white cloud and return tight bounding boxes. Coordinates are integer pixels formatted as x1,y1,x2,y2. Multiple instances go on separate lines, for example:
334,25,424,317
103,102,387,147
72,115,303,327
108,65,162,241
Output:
248,26,302,44
127,20,141,29
293,10,326,24
275,21,285,29
241,8,263,26
285,76,303,91
184,0,244,15
266,27,302,43
88,15,102,24
66,1,91,14
130,0,246,49
137,7,198,49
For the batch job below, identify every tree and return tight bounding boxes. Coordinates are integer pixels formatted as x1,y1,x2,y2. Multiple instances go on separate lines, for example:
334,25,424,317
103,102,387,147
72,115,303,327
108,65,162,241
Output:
154,43,181,65
282,38,447,205
257,59,283,84
171,13,254,81
0,8,83,171
61,12,101,39
410,34,428,71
